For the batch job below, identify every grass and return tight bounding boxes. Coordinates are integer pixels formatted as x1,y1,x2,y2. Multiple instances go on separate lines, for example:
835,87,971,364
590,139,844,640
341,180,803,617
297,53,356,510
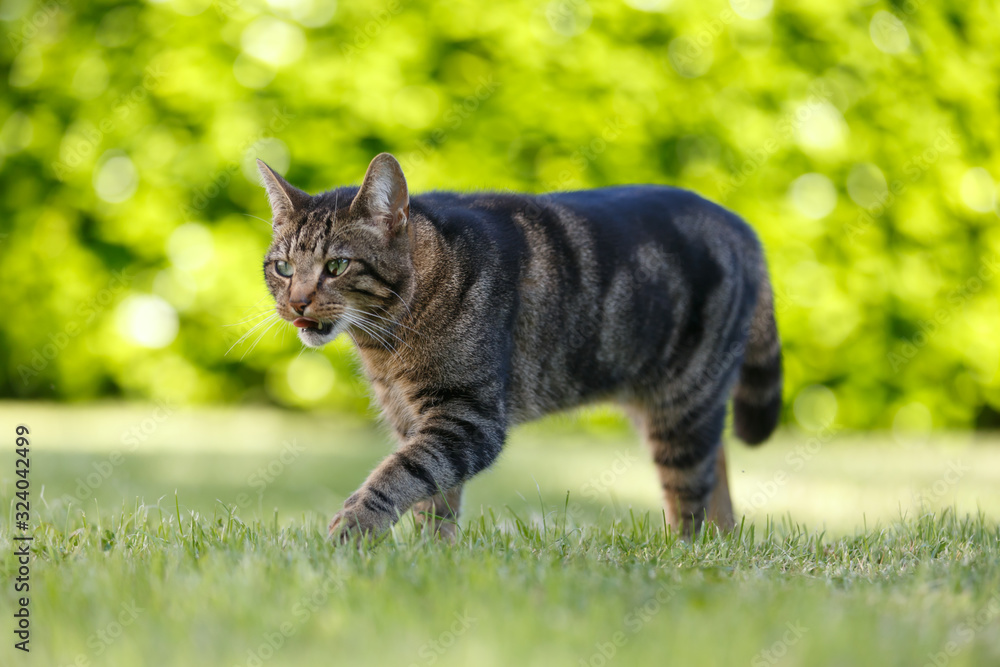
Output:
2,402,1000,666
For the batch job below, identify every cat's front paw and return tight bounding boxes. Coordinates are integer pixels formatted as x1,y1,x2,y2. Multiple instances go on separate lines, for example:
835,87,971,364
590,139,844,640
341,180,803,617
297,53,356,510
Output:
328,491,393,545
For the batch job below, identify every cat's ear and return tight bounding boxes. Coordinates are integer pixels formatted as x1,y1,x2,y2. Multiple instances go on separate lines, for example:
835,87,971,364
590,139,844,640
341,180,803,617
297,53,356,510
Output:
349,153,409,235
257,159,309,224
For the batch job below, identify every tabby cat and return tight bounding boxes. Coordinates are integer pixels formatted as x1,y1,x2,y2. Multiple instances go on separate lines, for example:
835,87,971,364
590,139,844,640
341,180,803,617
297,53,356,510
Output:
257,153,782,542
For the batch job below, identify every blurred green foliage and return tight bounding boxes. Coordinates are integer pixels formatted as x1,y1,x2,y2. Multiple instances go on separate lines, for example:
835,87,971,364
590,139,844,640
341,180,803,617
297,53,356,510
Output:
0,0,998,429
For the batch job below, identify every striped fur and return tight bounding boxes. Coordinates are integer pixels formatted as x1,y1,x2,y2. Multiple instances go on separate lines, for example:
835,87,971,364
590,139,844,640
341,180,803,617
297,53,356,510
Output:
258,153,783,541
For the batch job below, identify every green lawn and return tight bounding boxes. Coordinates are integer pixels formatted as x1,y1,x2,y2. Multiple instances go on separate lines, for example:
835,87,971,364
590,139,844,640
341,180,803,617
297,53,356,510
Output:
2,402,1000,666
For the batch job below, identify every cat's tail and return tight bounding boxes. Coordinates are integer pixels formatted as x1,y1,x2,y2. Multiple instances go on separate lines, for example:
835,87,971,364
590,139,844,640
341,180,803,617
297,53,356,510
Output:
732,265,783,445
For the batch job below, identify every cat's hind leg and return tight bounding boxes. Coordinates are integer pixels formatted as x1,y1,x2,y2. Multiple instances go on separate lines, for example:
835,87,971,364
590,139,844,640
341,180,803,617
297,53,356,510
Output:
642,401,729,538
706,444,735,531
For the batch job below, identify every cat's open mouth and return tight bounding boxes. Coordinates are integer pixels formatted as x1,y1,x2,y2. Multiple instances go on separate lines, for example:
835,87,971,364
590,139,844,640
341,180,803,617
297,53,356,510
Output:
292,317,333,335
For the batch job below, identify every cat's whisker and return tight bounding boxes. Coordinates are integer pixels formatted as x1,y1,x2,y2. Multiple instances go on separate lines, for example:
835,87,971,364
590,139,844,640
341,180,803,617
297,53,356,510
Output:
243,213,272,227
222,309,274,328
227,314,276,349
384,288,413,318
242,317,282,360
225,314,280,356
223,295,277,327
354,306,424,338
237,311,279,336
343,306,411,345
371,322,414,353
248,295,274,311
343,306,419,347
345,330,362,353
342,312,403,363
346,312,401,352
369,304,424,339
341,312,389,350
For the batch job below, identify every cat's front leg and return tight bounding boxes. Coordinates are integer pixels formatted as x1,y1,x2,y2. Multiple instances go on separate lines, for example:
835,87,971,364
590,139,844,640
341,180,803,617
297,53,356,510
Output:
329,413,505,544
328,488,398,542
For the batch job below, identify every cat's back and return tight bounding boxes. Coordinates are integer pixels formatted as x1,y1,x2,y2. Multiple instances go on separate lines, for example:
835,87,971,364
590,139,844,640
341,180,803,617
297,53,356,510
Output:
412,185,759,251
545,184,760,249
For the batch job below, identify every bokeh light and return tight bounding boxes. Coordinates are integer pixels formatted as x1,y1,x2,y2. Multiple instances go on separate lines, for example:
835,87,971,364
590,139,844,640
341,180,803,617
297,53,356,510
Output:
730,0,772,21
789,173,837,220
624,0,672,12
960,168,996,214
793,102,848,152
241,17,306,67
846,163,889,209
286,354,335,401
93,152,138,203
793,385,839,431
167,223,215,272
870,11,910,55
116,295,180,349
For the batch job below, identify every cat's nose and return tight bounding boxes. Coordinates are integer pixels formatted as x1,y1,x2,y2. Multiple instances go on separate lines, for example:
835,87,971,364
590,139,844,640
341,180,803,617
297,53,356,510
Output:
290,298,311,315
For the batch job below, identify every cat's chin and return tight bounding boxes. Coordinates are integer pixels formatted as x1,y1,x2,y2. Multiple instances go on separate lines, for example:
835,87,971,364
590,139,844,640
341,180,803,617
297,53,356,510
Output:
297,322,340,348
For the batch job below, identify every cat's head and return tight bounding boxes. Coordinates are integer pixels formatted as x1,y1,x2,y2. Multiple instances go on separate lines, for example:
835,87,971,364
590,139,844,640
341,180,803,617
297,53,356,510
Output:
258,153,414,348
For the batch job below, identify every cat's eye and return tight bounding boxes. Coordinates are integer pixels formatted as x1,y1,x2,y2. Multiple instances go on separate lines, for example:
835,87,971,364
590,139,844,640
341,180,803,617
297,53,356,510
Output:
274,260,294,277
326,258,350,277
